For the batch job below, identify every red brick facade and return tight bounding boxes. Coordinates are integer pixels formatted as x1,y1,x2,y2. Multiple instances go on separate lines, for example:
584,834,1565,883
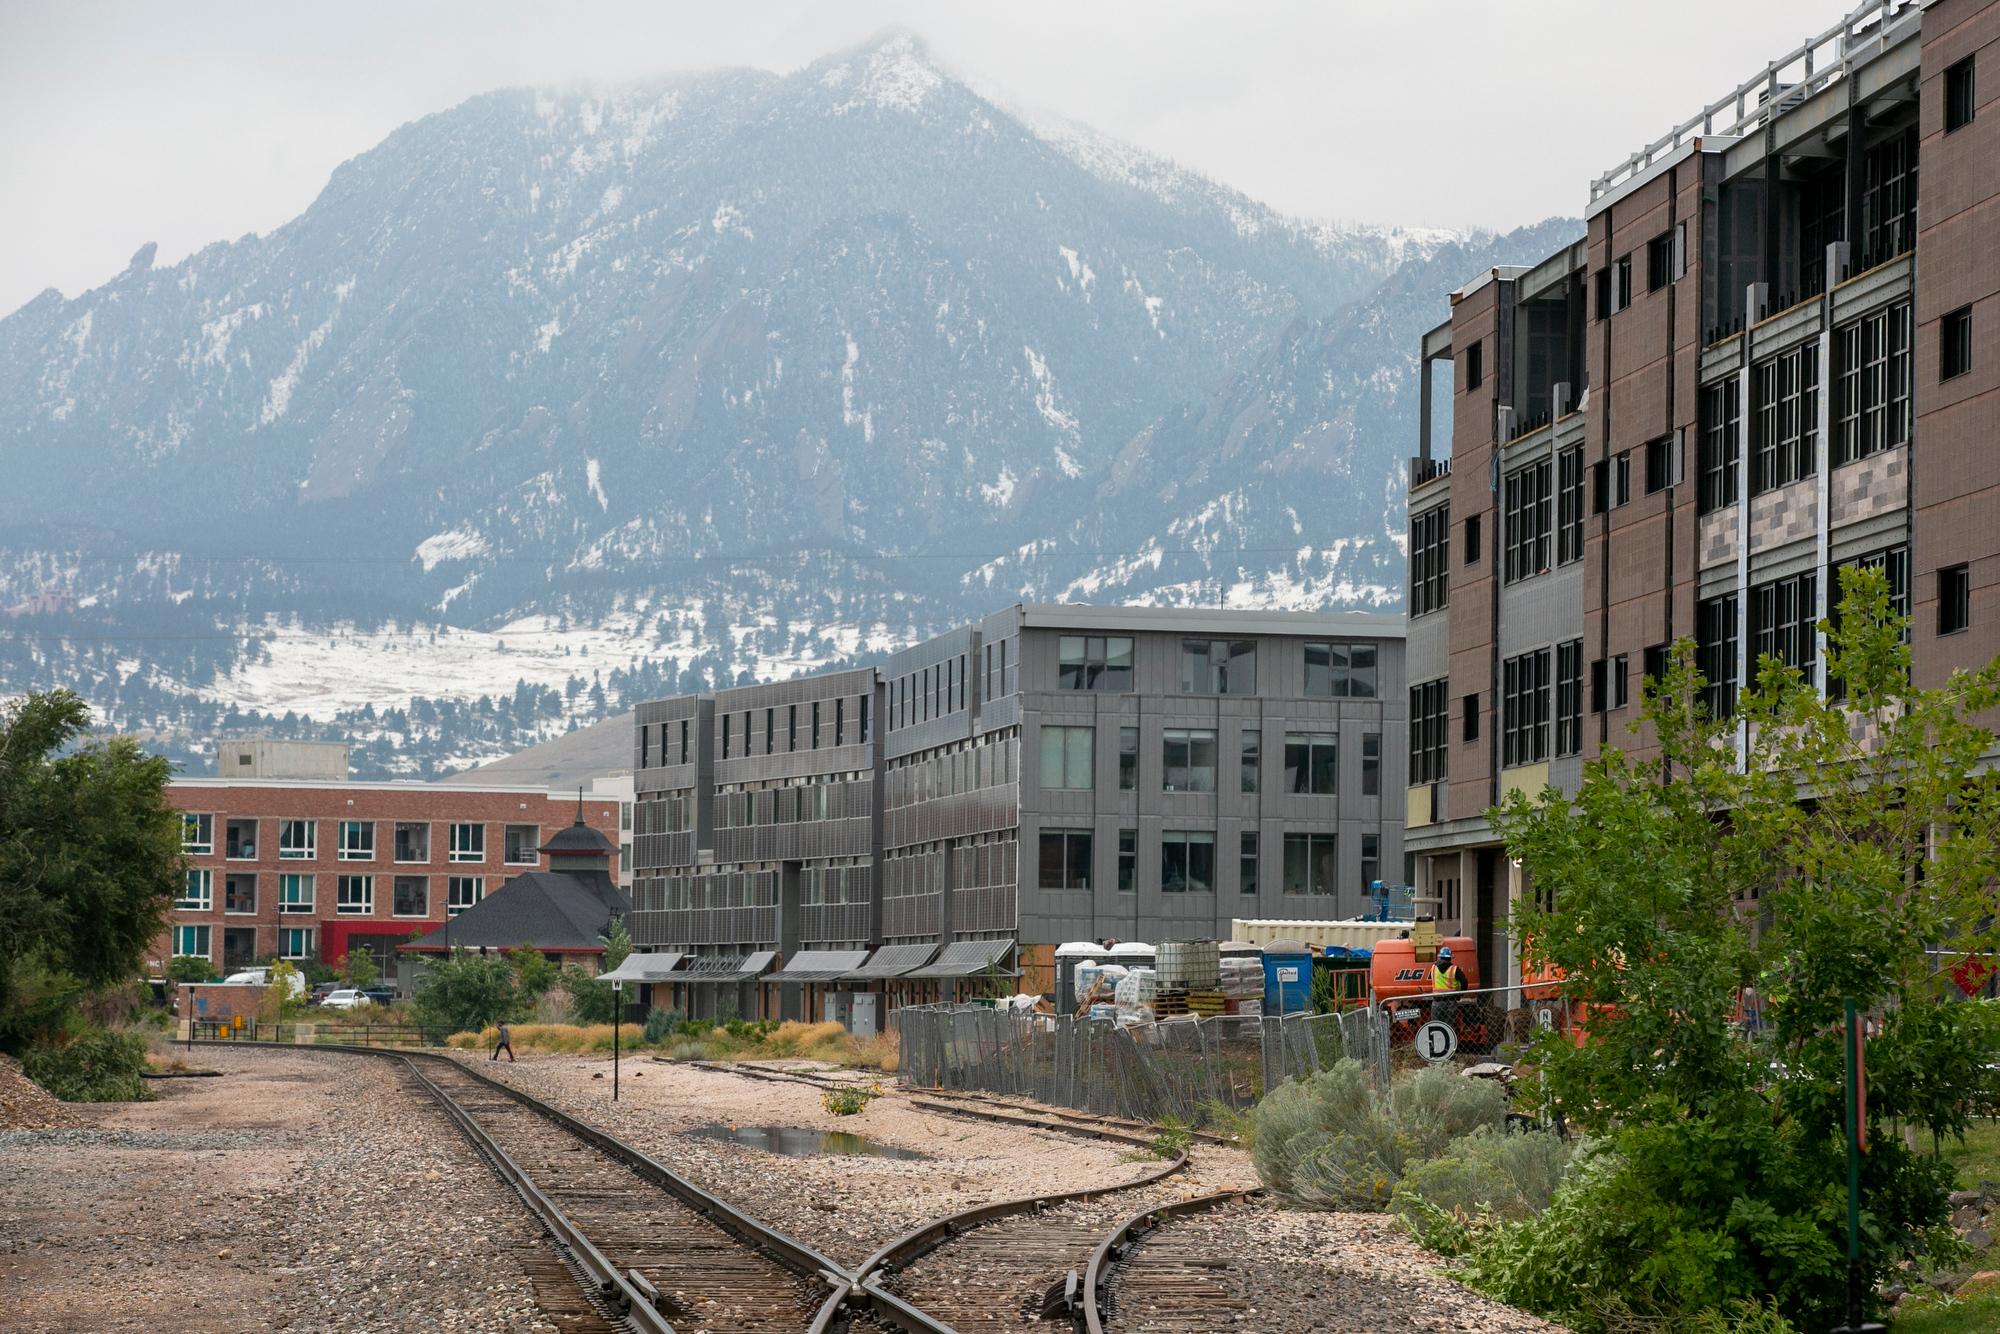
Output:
157,781,620,978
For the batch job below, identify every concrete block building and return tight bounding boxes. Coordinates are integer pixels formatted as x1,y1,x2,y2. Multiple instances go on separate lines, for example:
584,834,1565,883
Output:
1402,0,2000,986
629,604,1406,1018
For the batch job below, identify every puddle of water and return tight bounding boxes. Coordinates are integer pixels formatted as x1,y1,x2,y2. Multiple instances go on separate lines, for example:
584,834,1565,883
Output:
689,1122,926,1160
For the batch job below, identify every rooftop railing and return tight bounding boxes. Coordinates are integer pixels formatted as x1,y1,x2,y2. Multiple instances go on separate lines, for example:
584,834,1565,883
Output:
1588,0,1922,208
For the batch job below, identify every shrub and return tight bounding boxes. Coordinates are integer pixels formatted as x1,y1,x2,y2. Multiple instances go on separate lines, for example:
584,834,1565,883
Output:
165,956,216,985
1390,1125,1579,1236
822,1084,881,1116
22,1027,153,1102
642,1007,681,1044
666,1040,711,1061
1389,1063,1507,1160
1251,1061,1404,1209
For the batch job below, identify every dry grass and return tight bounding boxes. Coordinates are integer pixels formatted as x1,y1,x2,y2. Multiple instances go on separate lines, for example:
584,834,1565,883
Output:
446,1023,620,1053
440,1018,901,1070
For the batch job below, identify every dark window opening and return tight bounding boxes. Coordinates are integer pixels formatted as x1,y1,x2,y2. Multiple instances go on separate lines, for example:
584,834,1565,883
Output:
1942,306,1973,382
1940,564,1971,635
1462,693,1479,743
1647,234,1673,292
1945,56,1975,134
1464,513,1482,565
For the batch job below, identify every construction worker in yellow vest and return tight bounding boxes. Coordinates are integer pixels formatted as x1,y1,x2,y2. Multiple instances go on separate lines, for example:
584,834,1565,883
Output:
1431,945,1466,1030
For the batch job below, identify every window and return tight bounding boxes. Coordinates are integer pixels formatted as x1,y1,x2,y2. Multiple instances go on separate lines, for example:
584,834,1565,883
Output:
173,925,210,959
336,874,373,915
1362,732,1381,796
1832,303,1912,463
1409,504,1450,615
1282,833,1337,895
181,813,213,855
1039,829,1093,891
1615,255,1632,310
1464,513,1482,565
1304,642,1378,697
337,820,374,861
1039,725,1095,790
1463,693,1480,744
720,713,731,758
1644,435,1674,495
393,875,429,917
1501,648,1552,767
1556,447,1584,564
1750,571,1819,678
1239,831,1259,897
278,927,314,961
680,719,691,763
1160,831,1215,893
812,701,823,748
1593,455,1632,513
178,869,212,911
1555,640,1584,756
279,873,314,914
786,705,798,751
1118,725,1139,791
1502,457,1552,582
225,818,257,859
1698,594,1740,718
1946,55,1976,133
1360,834,1381,894
1464,340,1483,389
1161,728,1218,792
1940,564,1971,635
448,822,484,863
448,876,484,916
1591,655,1630,713
1410,679,1449,786
1594,266,1610,320
1284,733,1339,795
1057,635,1135,691
504,825,539,865
1827,547,1911,699
1751,343,1818,494
1240,728,1261,793
1118,830,1137,893
1860,126,1917,260
1180,639,1257,694
1942,306,1973,381
1647,232,1673,292
225,873,256,915
1643,644,1670,687
1699,376,1742,511
394,822,430,863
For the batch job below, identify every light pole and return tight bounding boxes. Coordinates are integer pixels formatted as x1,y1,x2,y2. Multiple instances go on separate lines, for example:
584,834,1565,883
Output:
612,979,623,1102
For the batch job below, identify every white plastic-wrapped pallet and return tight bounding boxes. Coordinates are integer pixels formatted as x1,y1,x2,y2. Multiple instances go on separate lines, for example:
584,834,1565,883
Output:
1113,967,1158,1008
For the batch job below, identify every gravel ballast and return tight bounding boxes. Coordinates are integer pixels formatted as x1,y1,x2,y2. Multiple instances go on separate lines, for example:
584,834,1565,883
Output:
0,1046,547,1333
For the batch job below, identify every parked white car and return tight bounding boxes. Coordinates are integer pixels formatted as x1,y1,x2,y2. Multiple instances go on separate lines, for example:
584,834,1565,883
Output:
320,988,373,1011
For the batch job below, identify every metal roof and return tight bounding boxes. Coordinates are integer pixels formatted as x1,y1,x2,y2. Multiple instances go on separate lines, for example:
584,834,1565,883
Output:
765,949,872,983
597,951,686,983
905,938,1015,979
1016,603,1403,640
839,943,938,981
674,950,777,984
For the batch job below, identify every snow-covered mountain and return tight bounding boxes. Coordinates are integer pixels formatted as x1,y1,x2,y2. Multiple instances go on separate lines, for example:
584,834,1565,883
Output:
0,33,1576,776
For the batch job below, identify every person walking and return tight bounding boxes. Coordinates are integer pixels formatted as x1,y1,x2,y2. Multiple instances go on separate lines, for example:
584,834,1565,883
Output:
491,1020,515,1063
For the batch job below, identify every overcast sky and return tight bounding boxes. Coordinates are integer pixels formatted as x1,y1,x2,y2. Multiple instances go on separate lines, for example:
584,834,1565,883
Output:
2,0,1846,316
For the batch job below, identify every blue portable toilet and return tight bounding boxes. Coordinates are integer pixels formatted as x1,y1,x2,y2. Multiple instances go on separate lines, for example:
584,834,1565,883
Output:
1263,940,1313,1015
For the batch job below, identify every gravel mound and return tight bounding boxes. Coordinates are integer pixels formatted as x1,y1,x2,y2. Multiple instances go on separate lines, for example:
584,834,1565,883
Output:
0,1053,85,1130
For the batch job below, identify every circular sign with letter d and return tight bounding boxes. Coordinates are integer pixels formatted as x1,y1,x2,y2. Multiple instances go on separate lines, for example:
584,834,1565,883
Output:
1415,1020,1459,1063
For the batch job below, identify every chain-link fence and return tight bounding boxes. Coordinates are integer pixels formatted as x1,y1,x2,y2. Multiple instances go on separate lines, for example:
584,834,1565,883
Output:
898,987,1573,1126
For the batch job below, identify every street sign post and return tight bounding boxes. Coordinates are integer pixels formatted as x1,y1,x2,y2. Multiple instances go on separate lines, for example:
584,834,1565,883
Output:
612,979,623,1102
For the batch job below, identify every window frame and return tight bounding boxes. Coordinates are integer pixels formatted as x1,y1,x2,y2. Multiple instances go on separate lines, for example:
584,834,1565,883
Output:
1502,456,1553,584
224,817,258,860
1178,638,1257,695
1117,830,1137,894
1409,503,1451,616
1361,732,1381,797
447,876,485,916
392,874,430,918
1160,728,1218,793
1555,447,1585,564
278,926,315,962
181,813,213,856
1940,564,1971,636
1039,725,1096,791
503,824,540,866
1941,305,1973,382
1554,641,1584,757
1159,830,1216,894
1409,679,1449,786
224,872,257,916
447,822,485,863
1304,641,1378,698
336,819,375,862
1283,732,1339,796
1500,647,1553,768
1118,725,1139,791
1699,375,1742,511
1945,55,1976,134
1038,828,1094,892
336,874,374,915
393,821,431,864
173,924,211,960
1056,635,1135,691
278,873,314,915
1239,831,1259,897
178,868,212,911
1239,727,1261,794
1281,832,1338,896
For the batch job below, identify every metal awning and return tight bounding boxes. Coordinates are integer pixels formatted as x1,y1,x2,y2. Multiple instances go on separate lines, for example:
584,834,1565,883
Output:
677,950,778,984
839,943,938,981
764,949,871,984
905,938,1016,979
596,952,686,983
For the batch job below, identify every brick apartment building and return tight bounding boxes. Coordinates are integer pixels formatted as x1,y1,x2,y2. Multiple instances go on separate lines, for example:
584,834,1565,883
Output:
1402,0,1998,985
629,604,1406,1020
161,779,622,982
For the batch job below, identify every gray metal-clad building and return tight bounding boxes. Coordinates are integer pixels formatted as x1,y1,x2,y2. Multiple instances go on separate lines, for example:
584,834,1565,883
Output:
630,603,1405,1010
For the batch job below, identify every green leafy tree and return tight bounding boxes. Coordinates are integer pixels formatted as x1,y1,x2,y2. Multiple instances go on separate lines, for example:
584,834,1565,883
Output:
338,947,378,990
508,943,559,998
1476,568,2000,1329
411,948,521,1037
560,919,633,1024
259,960,306,1024
0,690,183,1049
165,956,218,985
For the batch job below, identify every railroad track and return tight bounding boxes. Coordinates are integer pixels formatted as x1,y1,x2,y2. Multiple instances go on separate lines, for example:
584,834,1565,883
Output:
1080,1190,1262,1334
221,1042,1259,1333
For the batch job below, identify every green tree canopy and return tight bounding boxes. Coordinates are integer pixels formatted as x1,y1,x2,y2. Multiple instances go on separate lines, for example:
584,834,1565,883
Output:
0,690,182,1048
560,918,633,1024
411,948,522,1037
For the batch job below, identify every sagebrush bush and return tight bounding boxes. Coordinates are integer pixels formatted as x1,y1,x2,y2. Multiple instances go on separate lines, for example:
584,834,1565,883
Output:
1251,1061,1402,1207
642,1007,681,1044
1390,1125,1578,1233
1389,1063,1507,1160
23,1027,153,1102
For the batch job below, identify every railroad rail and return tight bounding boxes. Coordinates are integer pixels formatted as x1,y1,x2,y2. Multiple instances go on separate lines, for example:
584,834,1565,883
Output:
1080,1189,1263,1334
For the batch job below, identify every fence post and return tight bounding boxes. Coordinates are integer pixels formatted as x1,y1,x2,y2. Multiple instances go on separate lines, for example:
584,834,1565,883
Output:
1258,1015,1280,1095
1374,1005,1392,1094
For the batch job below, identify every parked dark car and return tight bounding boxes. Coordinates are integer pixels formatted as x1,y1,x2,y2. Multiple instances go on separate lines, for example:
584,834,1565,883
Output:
309,982,340,1007
361,988,396,1006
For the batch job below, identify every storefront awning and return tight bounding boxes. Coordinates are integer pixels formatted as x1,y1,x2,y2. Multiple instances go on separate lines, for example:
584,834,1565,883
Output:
905,938,1016,980
596,952,686,983
764,949,871,984
839,943,938,981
